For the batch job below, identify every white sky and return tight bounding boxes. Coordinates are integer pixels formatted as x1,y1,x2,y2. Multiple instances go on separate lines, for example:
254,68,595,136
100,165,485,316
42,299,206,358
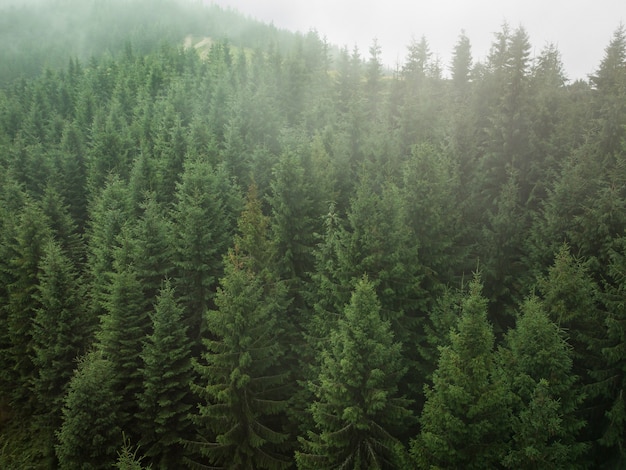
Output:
207,0,625,81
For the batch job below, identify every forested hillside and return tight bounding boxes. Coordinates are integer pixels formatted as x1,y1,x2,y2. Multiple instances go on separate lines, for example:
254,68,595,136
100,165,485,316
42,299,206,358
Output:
1,0,626,468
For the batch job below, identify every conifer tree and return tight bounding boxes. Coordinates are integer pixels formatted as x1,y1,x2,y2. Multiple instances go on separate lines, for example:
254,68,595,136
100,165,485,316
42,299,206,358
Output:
187,248,290,469
86,175,132,319
58,121,89,232
0,177,26,402
137,281,194,469
115,433,150,470
172,159,241,342
601,236,626,465
500,297,587,468
40,182,85,268
131,193,174,305
296,277,413,469
538,245,604,397
56,351,122,470
5,201,52,414
97,260,150,438
401,143,463,292
32,240,92,456
590,24,626,156
451,31,472,93
411,275,512,469
269,149,319,286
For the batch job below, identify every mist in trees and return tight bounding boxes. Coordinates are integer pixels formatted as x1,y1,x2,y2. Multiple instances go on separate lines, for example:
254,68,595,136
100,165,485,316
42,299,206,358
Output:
1,0,626,468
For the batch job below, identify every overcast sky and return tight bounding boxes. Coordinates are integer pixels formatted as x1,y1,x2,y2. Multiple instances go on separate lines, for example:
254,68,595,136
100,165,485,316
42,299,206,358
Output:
206,0,625,81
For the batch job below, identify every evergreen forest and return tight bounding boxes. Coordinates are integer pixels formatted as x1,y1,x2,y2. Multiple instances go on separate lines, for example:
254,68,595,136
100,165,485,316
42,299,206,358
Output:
1,0,626,468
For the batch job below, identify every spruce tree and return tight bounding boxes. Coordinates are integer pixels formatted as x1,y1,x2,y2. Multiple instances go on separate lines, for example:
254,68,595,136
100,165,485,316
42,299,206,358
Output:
97,260,150,438
411,275,512,469
5,201,52,414
86,175,132,320
137,281,194,469
186,247,291,469
56,351,122,470
131,193,174,305
601,236,626,465
500,297,587,468
172,159,241,343
31,240,92,461
296,277,413,469
0,177,26,402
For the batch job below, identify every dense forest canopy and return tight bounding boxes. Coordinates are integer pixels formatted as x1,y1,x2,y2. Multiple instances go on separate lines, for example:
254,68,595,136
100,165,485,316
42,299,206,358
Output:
1,0,626,468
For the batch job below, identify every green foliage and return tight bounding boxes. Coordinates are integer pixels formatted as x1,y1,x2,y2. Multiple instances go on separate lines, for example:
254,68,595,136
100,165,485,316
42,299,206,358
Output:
187,249,291,469
137,281,194,469
5,201,52,414
172,159,242,342
0,4,625,466
32,241,91,435
97,262,150,435
115,433,151,470
412,275,512,469
56,351,122,470
500,297,587,468
297,277,413,469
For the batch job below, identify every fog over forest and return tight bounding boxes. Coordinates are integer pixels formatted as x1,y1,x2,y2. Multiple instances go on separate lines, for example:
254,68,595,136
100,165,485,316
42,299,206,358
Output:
208,0,625,80
0,0,625,469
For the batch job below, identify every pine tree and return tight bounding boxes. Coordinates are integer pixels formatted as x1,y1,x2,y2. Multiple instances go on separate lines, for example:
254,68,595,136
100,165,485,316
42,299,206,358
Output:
591,24,626,157
115,433,150,470
40,182,85,268
131,193,174,305
5,201,52,414
56,351,122,470
411,275,512,469
451,31,472,94
538,245,604,398
601,236,626,465
500,296,587,468
97,261,150,438
172,159,241,343
86,175,132,320
269,149,319,286
0,177,26,402
296,277,413,469
186,248,291,469
58,120,89,232
137,281,194,469
31,240,92,461
401,143,463,292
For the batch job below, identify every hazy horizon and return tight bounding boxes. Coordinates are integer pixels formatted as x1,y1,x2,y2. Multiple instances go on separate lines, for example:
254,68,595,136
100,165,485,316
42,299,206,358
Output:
205,0,625,81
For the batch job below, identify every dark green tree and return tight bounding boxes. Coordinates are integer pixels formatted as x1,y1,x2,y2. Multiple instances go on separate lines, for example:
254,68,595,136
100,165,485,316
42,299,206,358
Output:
296,277,413,469
411,275,512,469
187,249,290,469
137,281,194,469
130,193,174,305
40,182,85,268
97,260,150,438
600,236,626,465
5,201,52,414
56,351,122,470
500,297,587,468
58,121,89,232
172,159,241,342
31,240,92,462
86,175,132,320
538,245,605,401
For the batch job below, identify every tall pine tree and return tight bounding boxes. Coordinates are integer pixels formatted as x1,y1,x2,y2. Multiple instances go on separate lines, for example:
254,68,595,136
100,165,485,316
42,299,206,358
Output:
296,277,413,469
412,275,512,469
